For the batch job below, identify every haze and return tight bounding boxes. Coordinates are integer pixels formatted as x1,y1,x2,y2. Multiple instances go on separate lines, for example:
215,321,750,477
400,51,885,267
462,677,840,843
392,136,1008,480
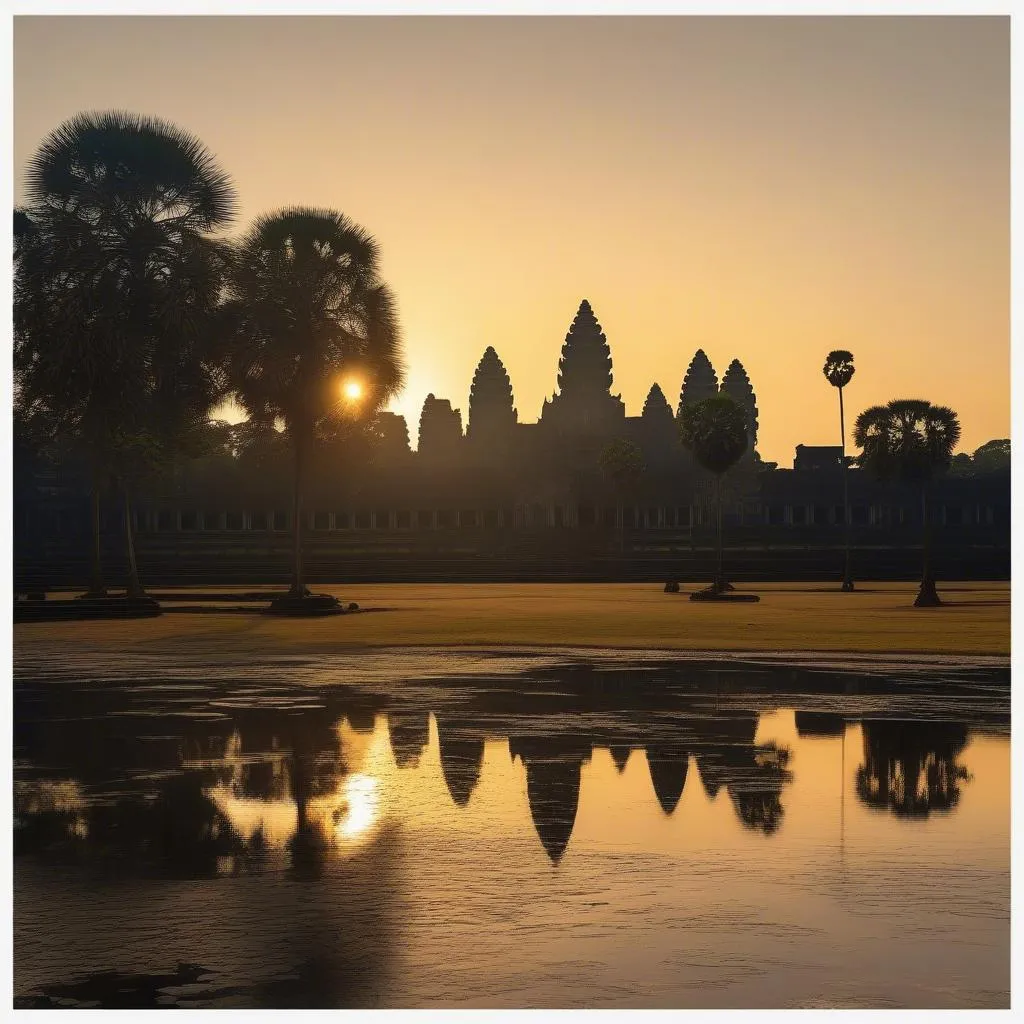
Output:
13,16,1008,463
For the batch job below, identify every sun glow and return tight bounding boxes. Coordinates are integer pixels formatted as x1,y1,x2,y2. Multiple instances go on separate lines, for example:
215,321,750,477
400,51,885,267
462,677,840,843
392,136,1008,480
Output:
342,378,364,403
334,773,381,840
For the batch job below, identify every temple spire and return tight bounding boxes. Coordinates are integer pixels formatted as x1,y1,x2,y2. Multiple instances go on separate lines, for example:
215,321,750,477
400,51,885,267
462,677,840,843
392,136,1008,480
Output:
642,382,674,424
417,394,463,459
678,349,719,415
540,299,625,432
720,358,758,452
556,299,614,398
467,346,517,445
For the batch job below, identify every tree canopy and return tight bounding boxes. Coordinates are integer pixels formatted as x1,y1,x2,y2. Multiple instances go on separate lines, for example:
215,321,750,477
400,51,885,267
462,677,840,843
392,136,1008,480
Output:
223,207,402,441
823,350,856,390
15,111,236,476
949,438,1010,477
14,110,238,595
853,399,961,485
678,394,749,475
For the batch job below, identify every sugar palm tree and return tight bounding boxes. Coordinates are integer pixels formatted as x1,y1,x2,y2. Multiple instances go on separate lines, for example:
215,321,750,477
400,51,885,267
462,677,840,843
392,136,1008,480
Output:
14,110,236,598
853,399,960,607
223,208,404,604
823,350,856,591
678,394,749,592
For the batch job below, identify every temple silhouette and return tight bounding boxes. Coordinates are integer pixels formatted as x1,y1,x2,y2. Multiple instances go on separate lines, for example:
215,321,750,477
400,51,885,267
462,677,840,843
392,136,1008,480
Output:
417,299,757,479
13,298,1009,586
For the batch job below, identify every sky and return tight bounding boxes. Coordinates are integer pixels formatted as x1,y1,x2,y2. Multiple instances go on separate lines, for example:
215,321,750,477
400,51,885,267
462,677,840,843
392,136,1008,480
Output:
13,16,1009,464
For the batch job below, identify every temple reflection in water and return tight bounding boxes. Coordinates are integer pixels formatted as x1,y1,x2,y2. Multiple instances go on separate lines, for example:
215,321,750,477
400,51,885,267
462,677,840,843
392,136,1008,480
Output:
14,694,985,871
13,662,1009,1009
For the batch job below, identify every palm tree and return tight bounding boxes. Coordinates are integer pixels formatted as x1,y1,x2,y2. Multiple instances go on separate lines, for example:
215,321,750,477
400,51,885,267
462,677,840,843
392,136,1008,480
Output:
14,110,236,599
223,208,404,605
598,438,645,553
678,394,749,593
823,350,856,592
853,399,961,607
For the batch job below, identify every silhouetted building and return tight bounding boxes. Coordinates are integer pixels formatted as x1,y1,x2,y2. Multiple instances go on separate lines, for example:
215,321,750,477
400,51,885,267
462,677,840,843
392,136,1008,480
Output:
12,295,1010,587
467,346,517,452
720,359,758,454
793,445,842,472
418,394,463,464
678,348,719,413
539,299,625,436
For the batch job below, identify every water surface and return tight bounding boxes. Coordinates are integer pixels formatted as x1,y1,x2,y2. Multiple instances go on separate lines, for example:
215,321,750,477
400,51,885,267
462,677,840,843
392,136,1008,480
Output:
13,656,1009,1008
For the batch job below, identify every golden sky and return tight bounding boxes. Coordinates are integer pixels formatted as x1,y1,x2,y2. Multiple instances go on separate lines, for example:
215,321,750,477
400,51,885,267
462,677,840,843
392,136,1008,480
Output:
13,16,1009,464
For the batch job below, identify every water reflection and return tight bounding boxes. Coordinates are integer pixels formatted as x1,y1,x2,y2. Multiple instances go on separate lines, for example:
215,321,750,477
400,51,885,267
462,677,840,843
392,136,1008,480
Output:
14,688,998,869
387,709,430,768
435,717,486,807
509,733,589,864
856,720,971,818
13,661,1010,1008
794,711,846,737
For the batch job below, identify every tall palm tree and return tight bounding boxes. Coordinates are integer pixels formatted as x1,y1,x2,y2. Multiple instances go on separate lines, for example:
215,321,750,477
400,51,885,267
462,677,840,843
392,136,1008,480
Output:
823,350,856,591
853,399,961,607
223,208,404,605
678,394,749,593
15,110,236,598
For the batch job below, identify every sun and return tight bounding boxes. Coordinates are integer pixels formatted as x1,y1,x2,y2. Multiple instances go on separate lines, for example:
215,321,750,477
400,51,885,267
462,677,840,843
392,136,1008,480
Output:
342,378,364,402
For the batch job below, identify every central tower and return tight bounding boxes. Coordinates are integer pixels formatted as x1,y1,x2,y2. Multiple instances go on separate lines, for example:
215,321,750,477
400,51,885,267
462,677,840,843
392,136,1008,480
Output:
539,299,625,435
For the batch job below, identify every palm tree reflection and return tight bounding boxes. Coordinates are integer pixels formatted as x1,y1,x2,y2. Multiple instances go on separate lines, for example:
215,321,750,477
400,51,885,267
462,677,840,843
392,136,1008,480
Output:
856,719,970,817
694,713,793,835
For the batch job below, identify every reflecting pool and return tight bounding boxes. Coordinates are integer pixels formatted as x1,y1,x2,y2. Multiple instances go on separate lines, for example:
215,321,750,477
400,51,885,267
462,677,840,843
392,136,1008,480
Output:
13,656,1009,1008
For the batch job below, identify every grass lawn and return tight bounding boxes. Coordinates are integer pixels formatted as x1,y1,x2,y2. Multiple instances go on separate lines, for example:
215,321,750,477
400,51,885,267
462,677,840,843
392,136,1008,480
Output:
13,581,1010,658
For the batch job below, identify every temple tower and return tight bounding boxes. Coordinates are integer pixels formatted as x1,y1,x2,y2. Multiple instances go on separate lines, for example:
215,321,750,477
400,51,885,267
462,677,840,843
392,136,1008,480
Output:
720,358,759,454
639,382,678,462
678,349,719,416
642,382,674,429
540,299,625,434
417,394,463,461
467,346,518,449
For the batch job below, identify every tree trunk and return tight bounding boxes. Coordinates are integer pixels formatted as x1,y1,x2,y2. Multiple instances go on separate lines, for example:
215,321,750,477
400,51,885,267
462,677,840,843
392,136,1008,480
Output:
839,385,854,592
915,485,941,606
715,474,724,591
85,469,106,598
289,433,307,598
123,486,145,598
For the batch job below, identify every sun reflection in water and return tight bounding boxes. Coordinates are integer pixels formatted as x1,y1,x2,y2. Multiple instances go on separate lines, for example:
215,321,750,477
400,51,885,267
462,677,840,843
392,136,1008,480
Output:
334,773,382,842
